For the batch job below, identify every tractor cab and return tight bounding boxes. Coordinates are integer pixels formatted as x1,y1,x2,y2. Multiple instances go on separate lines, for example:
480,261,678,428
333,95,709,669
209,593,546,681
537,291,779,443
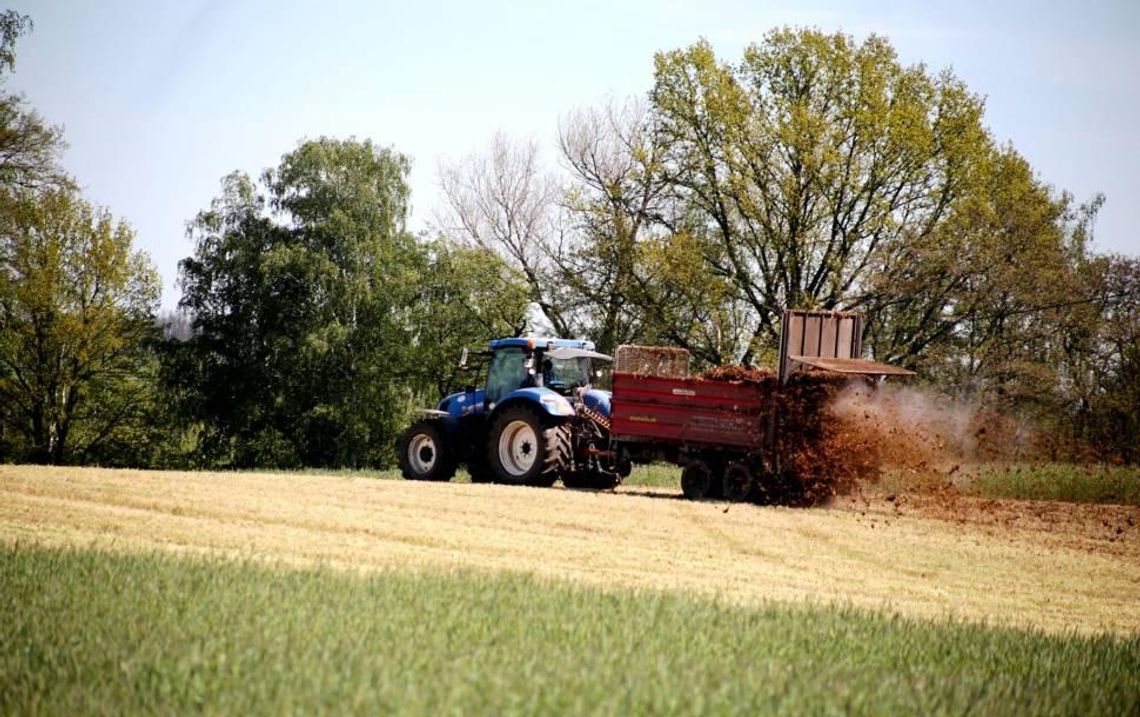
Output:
484,337,603,403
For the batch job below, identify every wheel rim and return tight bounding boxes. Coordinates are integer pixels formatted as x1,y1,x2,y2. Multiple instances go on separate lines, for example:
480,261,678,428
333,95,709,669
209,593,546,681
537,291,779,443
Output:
408,433,437,475
498,420,538,477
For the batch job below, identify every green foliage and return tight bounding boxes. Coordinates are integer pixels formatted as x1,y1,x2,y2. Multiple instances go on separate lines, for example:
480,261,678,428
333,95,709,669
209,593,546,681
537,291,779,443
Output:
648,30,992,360
0,10,32,73
0,187,159,463
0,10,159,466
554,29,1136,460
878,463,1140,506
411,239,529,398
171,139,528,469
3,545,1138,715
174,141,417,468
1062,254,1140,462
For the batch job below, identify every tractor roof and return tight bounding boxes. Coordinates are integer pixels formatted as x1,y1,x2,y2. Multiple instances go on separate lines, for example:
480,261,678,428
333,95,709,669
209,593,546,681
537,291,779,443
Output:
489,337,595,351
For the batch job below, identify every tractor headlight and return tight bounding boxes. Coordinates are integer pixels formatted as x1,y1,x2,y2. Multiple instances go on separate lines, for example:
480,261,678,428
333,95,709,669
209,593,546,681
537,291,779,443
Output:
540,395,572,414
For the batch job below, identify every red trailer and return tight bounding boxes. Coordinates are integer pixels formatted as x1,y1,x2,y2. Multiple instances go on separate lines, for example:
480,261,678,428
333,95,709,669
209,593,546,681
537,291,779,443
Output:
609,310,912,501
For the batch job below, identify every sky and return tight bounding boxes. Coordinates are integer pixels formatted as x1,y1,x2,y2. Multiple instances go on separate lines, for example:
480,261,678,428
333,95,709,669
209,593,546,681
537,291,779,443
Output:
9,0,1140,309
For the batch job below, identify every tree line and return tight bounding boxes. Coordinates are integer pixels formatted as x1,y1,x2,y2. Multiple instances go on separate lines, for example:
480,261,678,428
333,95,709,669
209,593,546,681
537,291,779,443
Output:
1,15,1137,467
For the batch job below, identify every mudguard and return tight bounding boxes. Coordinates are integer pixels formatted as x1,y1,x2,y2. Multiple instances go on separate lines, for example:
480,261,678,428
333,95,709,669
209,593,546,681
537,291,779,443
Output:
492,386,575,419
437,388,486,419
582,389,612,418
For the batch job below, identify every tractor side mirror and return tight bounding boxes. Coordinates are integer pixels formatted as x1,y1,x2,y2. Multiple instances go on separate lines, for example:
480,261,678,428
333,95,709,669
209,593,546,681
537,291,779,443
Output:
458,348,468,370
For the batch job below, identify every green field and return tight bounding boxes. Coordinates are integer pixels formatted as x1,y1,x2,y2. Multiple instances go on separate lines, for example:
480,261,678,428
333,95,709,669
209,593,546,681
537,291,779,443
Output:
874,463,1140,506
3,544,1137,716
967,463,1140,505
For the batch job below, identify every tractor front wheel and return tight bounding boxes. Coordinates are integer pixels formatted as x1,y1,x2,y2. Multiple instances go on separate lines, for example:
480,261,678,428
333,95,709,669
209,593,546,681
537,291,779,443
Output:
398,420,456,482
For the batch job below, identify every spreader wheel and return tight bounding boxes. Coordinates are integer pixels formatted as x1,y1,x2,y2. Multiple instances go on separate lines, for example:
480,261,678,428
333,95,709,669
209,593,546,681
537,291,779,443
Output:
680,458,720,500
722,461,756,502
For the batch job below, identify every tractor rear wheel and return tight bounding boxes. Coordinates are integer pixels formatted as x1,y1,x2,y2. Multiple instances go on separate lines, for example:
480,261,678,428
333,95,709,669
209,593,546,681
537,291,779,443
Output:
398,420,456,482
487,406,568,487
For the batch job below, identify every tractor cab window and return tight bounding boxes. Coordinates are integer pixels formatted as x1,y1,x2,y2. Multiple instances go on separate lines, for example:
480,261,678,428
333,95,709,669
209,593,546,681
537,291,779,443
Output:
541,355,591,395
486,347,528,405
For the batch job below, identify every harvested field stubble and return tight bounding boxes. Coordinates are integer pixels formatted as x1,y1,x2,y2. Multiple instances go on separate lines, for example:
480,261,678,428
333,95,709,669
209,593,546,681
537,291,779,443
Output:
4,465,1136,635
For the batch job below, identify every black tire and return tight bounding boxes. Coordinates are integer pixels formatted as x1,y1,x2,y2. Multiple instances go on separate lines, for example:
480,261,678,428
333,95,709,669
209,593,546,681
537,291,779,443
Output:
398,420,456,482
722,461,756,503
680,458,719,500
487,406,569,487
465,457,495,484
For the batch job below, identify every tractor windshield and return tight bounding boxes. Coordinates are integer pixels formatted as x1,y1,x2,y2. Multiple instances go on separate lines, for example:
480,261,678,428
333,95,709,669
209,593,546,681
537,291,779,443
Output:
541,355,591,394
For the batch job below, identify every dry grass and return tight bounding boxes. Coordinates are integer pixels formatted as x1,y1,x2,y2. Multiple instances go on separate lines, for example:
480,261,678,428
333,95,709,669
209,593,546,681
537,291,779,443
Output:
2,465,1138,635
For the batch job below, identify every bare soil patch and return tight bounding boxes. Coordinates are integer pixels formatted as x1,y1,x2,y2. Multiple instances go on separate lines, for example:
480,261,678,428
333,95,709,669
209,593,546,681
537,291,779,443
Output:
839,480,1140,560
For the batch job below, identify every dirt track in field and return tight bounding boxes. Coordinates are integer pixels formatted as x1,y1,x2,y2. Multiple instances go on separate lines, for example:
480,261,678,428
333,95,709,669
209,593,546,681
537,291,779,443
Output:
2,465,1138,635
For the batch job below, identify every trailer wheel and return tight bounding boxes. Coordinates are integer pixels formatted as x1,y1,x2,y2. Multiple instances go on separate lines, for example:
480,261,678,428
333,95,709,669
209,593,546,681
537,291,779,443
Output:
722,462,756,502
487,406,567,487
398,420,456,482
681,459,719,500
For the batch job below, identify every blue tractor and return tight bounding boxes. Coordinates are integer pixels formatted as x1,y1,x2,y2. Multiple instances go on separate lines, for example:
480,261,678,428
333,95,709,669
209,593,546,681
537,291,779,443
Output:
397,337,626,489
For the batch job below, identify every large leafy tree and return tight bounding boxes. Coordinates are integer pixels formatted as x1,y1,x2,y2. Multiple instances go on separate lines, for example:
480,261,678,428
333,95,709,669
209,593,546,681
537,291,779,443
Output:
649,30,992,360
174,138,527,469
176,139,419,468
0,11,159,464
0,187,159,463
557,99,752,363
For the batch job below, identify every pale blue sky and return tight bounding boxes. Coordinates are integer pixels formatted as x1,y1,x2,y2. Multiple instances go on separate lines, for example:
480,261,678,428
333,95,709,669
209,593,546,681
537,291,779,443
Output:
10,0,1139,308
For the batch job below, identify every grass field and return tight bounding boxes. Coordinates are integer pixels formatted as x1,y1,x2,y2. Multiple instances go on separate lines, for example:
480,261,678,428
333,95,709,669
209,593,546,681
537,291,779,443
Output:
2,463,1138,714
967,463,1140,505
3,544,1138,716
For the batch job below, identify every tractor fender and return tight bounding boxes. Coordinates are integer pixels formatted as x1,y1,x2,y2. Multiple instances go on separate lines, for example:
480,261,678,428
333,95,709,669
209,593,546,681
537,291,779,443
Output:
437,389,486,419
490,387,575,422
415,413,461,440
581,388,612,418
